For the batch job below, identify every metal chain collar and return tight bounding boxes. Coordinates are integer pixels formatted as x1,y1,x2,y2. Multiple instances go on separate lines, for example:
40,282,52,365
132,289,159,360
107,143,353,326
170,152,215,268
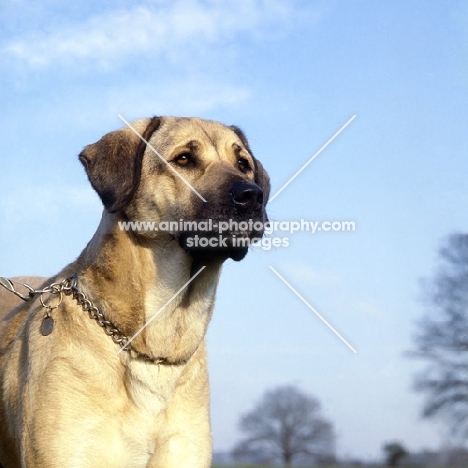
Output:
65,276,133,351
1,276,131,352
0,276,183,364
0,276,51,302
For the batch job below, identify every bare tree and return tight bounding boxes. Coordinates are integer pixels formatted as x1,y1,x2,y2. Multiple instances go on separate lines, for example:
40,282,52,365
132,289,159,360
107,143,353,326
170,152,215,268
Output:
232,385,335,467
412,233,468,433
382,441,408,467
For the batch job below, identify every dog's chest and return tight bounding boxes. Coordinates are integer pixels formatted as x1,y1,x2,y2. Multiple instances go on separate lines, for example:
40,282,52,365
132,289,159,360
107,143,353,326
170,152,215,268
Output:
125,359,184,412
107,362,185,464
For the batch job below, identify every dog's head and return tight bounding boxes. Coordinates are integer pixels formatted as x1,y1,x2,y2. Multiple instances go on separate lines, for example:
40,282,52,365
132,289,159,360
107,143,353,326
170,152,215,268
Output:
79,117,270,262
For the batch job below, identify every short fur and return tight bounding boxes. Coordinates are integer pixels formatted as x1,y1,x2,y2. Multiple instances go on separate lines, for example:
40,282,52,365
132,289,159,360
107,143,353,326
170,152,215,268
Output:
0,117,269,467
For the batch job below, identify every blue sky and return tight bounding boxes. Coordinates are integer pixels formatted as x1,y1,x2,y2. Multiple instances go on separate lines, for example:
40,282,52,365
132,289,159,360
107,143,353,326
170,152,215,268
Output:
1,0,467,461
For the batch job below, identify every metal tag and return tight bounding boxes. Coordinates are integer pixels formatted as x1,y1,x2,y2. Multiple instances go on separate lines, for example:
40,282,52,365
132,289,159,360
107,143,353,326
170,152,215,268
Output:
41,316,54,336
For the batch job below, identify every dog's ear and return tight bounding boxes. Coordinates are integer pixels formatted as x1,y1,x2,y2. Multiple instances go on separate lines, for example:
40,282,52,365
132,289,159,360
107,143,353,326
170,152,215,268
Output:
79,117,161,213
252,158,270,204
230,125,270,204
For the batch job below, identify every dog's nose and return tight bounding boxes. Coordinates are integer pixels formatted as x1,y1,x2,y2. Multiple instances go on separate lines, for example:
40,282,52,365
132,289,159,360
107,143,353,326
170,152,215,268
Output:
230,182,264,211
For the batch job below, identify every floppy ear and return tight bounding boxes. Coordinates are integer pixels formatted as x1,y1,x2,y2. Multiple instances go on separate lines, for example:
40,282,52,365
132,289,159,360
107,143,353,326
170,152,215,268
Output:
230,125,270,204
252,158,270,204
79,117,161,213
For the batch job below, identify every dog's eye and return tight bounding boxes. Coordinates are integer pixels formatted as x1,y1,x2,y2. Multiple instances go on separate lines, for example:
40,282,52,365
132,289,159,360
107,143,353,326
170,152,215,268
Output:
238,158,250,173
175,153,192,166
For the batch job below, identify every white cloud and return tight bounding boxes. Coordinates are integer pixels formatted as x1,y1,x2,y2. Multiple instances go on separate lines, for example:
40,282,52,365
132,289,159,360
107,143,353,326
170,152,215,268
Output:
283,262,342,288
15,78,251,136
2,0,299,70
106,79,251,119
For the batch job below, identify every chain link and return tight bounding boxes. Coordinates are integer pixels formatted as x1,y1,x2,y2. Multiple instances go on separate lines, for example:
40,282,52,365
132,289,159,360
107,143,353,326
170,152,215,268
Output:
0,275,173,363
0,275,131,352
61,276,131,350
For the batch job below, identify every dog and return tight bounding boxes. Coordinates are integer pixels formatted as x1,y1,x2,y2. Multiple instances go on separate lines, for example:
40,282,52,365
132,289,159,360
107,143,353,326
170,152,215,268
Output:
0,116,269,467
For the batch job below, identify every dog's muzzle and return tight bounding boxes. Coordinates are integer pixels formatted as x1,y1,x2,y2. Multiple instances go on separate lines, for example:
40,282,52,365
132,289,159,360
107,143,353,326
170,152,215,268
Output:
177,180,267,262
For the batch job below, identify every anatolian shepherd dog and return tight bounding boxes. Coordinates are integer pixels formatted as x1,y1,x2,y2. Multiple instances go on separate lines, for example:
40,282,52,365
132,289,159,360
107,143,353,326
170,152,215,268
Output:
0,116,269,467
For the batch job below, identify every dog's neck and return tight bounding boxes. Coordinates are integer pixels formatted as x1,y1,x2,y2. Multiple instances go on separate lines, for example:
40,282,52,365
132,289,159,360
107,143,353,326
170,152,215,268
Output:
74,211,223,364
